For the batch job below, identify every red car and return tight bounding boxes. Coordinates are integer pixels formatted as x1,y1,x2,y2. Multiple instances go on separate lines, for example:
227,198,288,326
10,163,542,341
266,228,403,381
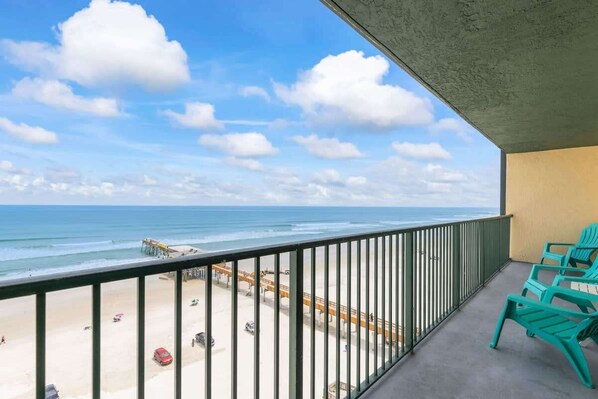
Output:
153,347,173,366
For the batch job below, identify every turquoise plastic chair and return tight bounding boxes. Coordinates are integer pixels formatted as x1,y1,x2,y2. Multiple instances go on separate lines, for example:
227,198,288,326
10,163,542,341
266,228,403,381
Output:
521,260,598,313
490,286,598,388
540,224,598,268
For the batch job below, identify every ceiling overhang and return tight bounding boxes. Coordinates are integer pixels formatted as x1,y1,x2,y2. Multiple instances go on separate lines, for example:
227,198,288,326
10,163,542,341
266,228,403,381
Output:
322,0,598,153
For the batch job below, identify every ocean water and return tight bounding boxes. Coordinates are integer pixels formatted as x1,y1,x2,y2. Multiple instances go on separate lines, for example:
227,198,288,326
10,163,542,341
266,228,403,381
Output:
0,206,497,278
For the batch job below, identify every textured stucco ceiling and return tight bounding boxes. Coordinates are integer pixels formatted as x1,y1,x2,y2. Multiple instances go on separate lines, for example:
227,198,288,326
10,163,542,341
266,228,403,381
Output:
322,0,598,153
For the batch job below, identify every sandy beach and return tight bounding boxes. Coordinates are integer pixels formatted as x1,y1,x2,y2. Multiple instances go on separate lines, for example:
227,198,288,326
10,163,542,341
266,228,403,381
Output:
0,240,450,399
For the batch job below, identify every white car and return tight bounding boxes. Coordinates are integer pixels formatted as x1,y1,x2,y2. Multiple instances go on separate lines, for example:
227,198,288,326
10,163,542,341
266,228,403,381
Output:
245,321,255,335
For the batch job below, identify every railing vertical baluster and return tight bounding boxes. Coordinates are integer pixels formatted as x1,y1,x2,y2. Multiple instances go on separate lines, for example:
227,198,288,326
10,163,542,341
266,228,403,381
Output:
289,249,304,399
388,235,393,362
402,234,406,354
324,246,330,393
419,231,423,334
175,270,182,399
381,236,386,368
137,277,145,399
404,232,414,353
274,254,280,399
435,228,439,323
443,227,447,317
464,224,468,298
36,293,46,399
469,224,473,296
205,263,212,399
310,248,316,399
426,229,430,332
334,243,342,396
449,226,452,309
415,230,424,341
254,257,260,399
394,234,399,359
434,229,442,324
480,222,485,286
346,241,351,396
447,226,450,314
92,284,101,399
428,229,436,329
335,244,341,398
453,225,461,309
356,240,361,392
374,238,378,373
232,261,238,399
365,239,370,383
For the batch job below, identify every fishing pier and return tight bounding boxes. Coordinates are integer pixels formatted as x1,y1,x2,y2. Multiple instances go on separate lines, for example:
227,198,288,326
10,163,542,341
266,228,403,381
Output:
142,238,408,346
141,238,202,258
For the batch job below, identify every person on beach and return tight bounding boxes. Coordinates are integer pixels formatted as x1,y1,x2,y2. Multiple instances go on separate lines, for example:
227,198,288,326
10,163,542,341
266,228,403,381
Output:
1,336,5,345
191,338,195,347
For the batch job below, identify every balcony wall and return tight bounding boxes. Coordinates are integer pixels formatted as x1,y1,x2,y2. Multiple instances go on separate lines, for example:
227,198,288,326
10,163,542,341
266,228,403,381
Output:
506,145,598,262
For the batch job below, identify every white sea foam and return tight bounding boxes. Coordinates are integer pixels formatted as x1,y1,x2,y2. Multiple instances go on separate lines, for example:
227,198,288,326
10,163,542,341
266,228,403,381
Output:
0,240,141,262
380,220,429,226
291,222,381,232
0,229,325,262
0,257,150,280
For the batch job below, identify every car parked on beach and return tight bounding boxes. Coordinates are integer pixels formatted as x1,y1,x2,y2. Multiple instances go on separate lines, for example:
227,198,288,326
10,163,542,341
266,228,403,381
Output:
245,321,255,335
195,332,215,347
153,347,173,366
45,384,59,399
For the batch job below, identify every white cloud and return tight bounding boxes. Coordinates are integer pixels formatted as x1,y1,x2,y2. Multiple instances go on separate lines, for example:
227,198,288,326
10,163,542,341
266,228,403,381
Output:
0,157,31,176
199,132,277,157
142,175,158,186
346,176,367,186
239,85,270,102
2,0,189,91
292,134,362,159
12,77,121,117
164,102,223,131
0,160,16,173
226,157,264,171
45,166,81,183
274,50,433,129
313,169,342,184
430,118,474,142
0,117,58,144
424,164,467,182
391,141,451,161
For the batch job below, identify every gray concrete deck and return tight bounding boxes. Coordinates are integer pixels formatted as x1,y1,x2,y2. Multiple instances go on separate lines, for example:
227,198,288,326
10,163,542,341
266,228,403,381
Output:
363,261,598,399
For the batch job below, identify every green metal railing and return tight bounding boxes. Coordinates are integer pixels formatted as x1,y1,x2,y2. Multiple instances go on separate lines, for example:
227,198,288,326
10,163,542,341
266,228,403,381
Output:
0,215,511,399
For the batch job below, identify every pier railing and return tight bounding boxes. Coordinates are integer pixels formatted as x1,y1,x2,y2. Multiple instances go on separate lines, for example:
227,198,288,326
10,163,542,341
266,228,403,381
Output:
0,215,511,399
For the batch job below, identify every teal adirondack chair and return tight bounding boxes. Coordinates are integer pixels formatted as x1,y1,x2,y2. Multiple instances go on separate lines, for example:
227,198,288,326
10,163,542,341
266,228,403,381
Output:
540,224,598,268
490,287,598,388
521,260,598,313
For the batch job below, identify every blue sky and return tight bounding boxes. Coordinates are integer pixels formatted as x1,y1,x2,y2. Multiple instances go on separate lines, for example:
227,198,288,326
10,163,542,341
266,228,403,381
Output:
0,0,499,206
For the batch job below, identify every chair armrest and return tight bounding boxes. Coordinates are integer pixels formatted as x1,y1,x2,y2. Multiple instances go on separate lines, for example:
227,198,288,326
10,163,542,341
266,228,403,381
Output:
543,286,598,308
553,275,598,286
544,242,575,252
506,294,591,318
529,264,582,280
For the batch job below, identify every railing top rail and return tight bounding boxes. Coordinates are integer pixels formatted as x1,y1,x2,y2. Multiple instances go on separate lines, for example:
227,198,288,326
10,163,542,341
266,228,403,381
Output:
0,214,511,300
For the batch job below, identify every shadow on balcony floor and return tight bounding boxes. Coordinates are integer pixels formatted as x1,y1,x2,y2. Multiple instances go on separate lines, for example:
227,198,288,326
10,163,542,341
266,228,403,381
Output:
363,261,598,399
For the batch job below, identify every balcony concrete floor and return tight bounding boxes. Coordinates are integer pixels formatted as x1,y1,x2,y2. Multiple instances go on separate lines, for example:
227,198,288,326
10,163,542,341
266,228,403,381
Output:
363,261,598,399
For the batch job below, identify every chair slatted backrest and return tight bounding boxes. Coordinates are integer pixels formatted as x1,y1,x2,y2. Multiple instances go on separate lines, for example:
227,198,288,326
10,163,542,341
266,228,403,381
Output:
571,224,598,263
577,315,598,342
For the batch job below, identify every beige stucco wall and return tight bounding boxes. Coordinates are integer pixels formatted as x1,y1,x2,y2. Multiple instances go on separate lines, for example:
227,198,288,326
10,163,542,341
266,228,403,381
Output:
506,146,598,263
